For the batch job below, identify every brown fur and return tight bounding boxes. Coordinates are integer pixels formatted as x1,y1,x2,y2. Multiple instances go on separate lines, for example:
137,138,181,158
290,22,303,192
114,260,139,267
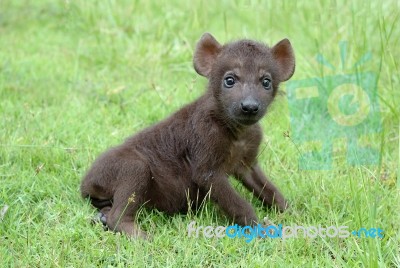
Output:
81,33,295,238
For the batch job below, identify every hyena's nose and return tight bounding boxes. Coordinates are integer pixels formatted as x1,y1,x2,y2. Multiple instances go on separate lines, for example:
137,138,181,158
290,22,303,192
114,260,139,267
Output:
241,98,260,115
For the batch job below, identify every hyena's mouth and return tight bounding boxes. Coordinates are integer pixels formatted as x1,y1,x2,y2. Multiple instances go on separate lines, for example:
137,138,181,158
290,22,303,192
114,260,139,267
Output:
234,115,261,126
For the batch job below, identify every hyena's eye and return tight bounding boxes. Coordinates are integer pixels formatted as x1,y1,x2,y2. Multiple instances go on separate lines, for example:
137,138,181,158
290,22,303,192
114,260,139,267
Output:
223,76,235,88
262,77,271,90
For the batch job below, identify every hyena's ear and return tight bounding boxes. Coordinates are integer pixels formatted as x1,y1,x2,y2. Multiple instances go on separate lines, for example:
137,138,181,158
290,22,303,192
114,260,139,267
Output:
193,33,222,77
271,38,295,81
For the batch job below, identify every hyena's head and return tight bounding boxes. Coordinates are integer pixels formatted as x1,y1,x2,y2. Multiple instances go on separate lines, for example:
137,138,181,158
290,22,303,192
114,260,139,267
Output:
193,33,295,126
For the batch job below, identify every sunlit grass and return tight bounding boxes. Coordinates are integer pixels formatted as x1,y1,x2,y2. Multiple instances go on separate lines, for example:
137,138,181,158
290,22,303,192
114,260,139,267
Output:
0,0,399,267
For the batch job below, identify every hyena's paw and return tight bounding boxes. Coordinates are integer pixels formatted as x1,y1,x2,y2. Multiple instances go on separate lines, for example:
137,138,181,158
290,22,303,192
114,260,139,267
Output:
91,212,108,231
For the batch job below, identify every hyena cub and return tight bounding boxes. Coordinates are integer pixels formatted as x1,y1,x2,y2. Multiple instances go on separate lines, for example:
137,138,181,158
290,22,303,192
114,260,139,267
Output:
81,33,295,238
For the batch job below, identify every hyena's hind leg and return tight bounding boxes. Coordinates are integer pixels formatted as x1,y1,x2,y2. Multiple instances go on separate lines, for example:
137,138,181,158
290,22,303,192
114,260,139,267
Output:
103,160,151,239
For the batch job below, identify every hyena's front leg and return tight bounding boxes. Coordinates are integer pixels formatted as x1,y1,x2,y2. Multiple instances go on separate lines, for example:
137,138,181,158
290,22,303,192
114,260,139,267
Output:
236,164,288,212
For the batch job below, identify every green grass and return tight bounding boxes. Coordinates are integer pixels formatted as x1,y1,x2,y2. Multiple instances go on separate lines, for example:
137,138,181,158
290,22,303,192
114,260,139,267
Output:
1,0,399,267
